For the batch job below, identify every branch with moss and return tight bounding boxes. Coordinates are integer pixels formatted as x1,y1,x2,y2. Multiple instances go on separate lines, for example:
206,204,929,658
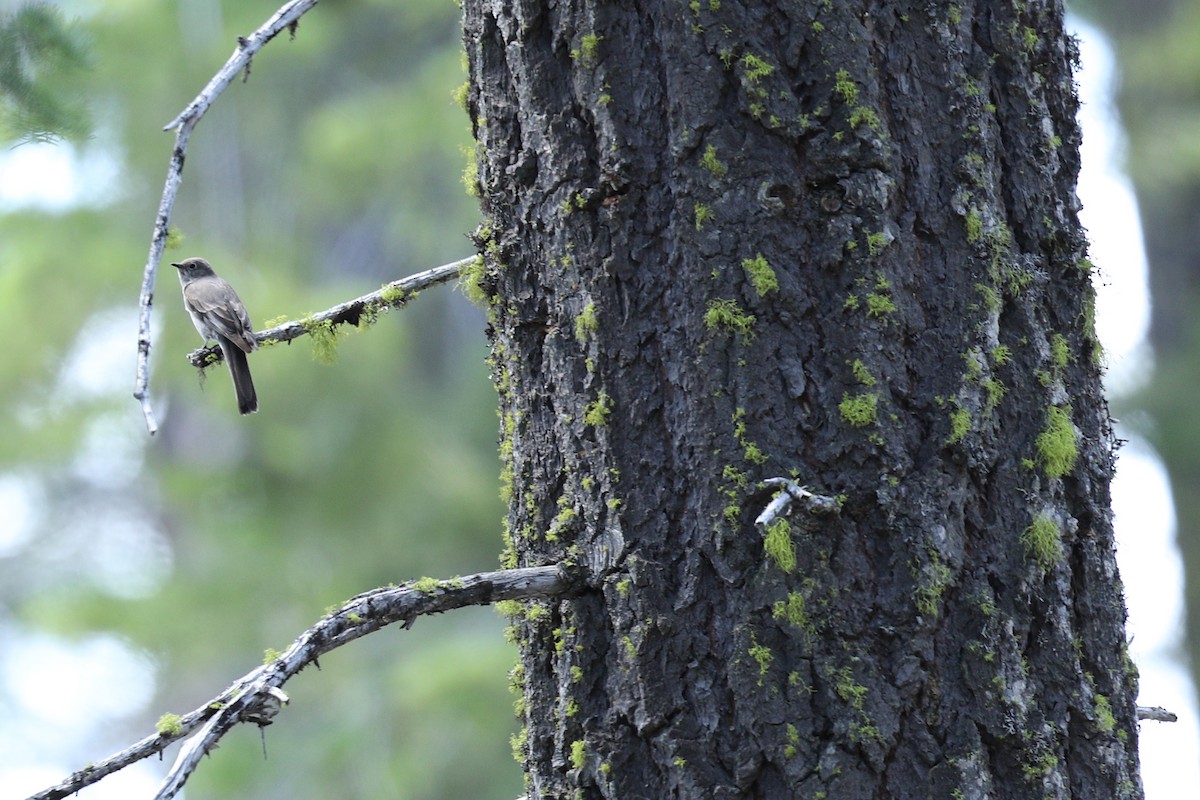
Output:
134,0,323,435
184,256,474,368
27,564,573,800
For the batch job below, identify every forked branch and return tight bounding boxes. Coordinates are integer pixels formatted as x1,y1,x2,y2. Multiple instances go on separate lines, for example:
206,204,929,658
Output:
27,564,573,800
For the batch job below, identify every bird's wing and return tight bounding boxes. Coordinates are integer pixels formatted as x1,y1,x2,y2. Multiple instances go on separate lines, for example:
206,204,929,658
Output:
184,279,258,353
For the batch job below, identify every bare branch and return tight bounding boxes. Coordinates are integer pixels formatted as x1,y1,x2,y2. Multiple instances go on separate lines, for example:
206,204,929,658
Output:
133,0,323,434
185,256,474,368
754,477,841,527
1136,705,1178,723
27,564,574,800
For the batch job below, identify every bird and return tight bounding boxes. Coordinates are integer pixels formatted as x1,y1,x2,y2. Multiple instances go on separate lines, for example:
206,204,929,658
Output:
172,256,259,414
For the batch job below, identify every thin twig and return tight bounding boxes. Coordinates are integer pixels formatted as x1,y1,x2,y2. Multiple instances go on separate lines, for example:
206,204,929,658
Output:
27,564,574,800
185,257,474,368
133,0,323,435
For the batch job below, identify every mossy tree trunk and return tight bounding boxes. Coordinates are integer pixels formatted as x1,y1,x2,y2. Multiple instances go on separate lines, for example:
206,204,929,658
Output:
462,0,1141,797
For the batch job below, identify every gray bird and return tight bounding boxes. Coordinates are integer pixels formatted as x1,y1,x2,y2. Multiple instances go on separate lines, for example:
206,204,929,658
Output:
172,256,259,414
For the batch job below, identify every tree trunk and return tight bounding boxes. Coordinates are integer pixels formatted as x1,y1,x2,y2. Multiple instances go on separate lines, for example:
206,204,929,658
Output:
462,0,1141,797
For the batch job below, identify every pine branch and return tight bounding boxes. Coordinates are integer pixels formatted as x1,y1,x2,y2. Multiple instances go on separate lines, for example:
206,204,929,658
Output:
26,564,574,800
185,256,474,368
133,0,323,435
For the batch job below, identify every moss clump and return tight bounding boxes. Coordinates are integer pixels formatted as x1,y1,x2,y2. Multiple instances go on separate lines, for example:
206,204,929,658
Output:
839,392,878,427
947,407,971,444
772,591,809,629
584,392,613,427
1036,405,1078,478
704,298,755,338
763,518,796,573
156,713,184,737
575,302,599,343
833,69,858,105
850,358,876,386
458,256,490,307
302,317,338,365
1022,513,1061,569
700,144,727,178
571,34,602,65
1050,333,1070,369
1094,694,1116,734
740,53,774,82
741,253,778,296
694,202,714,230
965,208,983,243
748,636,773,684
866,291,896,317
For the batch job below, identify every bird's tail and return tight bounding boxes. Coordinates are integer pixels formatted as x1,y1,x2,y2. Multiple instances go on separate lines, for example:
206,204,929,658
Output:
222,340,258,414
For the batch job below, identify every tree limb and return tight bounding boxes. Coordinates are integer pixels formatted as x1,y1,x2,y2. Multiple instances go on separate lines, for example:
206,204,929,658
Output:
133,0,323,435
26,564,574,800
185,256,474,368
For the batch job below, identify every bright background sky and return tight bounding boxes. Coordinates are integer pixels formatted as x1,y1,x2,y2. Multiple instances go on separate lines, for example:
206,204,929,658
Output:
0,16,1195,800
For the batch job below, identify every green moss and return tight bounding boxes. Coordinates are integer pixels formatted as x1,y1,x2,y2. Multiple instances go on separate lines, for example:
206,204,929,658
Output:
262,647,282,664
850,106,881,130
946,404,970,444
510,727,527,764
839,392,878,427
991,343,1012,365
741,253,778,296
866,292,896,317
833,69,858,105
850,359,876,386
772,591,809,629
763,518,796,573
694,202,714,230
843,294,860,311
575,302,599,343
411,576,441,594
156,713,183,737
571,34,603,65
866,231,889,256
914,554,952,617
983,378,1006,409
1050,333,1070,369
460,143,481,197
748,636,774,685
740,53,774,83
456,255,489,308
700,144,727,178
965,209,983,243
452,80,470,111
1036,405,1078,478
570,665,584,682
584,392,613,427
1022,513,1062,569
1094,694,1116,734
704,298,755,338
302,317,338,365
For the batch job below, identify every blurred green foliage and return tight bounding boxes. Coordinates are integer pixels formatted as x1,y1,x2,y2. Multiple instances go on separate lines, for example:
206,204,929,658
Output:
0,1,519,797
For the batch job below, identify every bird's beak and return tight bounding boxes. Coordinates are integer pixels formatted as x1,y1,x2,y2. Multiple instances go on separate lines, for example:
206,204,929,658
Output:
170,262,182,268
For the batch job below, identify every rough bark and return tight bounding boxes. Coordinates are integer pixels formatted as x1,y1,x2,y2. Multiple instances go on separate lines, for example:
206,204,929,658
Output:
463,0,1140,797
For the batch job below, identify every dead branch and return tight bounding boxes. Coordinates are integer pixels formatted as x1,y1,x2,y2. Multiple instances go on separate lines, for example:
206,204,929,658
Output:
27,564,574,800
133,0,323,435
